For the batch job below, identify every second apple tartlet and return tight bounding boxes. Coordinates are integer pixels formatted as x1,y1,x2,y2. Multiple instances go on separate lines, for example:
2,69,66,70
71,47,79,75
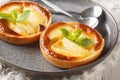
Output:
40,22,104,68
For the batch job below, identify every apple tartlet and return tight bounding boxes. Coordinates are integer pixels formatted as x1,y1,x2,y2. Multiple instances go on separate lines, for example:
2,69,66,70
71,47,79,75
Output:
40,22,104,68
0,1,51,45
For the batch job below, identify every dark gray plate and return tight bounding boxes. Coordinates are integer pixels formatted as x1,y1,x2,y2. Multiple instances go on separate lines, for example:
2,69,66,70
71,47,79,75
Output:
0,0,118,78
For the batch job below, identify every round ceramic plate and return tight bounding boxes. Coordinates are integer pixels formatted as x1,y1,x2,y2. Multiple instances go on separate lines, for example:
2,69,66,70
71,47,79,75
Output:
0,0,118,77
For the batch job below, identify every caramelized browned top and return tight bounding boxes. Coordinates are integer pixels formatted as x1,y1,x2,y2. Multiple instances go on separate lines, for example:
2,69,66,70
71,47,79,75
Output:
40,22,104,60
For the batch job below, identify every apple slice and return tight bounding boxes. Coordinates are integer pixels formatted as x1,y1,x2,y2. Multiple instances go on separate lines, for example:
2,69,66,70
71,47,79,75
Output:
8,21,38,36
51,38,91,59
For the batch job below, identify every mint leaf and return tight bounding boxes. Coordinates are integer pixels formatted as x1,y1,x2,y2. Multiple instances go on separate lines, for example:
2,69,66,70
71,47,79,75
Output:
0,13,15,23
60,28,94,46
72,29,82,41
0,10,31,23
17,10,31,22
75,37,93,46
60,28,73,40
12,10,18,20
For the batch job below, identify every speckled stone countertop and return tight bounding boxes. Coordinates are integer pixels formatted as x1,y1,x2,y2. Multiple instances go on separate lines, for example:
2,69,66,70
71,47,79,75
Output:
0,0,120,80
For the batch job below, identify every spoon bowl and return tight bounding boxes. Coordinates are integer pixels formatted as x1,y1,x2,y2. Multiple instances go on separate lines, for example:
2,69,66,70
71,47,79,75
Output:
80,6,103,18
80,17,99,28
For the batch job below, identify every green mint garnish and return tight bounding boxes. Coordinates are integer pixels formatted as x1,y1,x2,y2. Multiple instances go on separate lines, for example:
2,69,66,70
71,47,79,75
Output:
75,36,93,46
60,28,93,46
60,28,73,40
12,10,18,21
17,10,31,22
0,10,31,23
0,13,16,23
72,29,82,41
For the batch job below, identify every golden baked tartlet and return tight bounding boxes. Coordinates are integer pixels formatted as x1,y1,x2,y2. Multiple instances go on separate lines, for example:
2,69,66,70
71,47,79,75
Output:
40,22,104,68
0,1,51,45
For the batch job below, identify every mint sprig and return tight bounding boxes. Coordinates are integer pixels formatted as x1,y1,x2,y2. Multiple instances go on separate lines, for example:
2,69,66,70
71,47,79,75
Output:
75,36,93,46
17,10,31,22
60,28,93,46
60,28,73,40
0,13,16,23
72,29,82,41
0,10,31,23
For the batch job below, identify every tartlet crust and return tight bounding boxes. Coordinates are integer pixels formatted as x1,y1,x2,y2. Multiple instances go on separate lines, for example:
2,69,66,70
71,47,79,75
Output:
40,22,104,68
0,1,51,45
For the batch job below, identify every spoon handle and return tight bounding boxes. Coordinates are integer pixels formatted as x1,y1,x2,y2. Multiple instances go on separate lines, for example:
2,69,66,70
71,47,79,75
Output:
50,9,81,15
41,0,75,19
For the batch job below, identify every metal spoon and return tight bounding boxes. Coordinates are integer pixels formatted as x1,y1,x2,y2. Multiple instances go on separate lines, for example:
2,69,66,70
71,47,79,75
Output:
41,0,101,28
50,6,102,18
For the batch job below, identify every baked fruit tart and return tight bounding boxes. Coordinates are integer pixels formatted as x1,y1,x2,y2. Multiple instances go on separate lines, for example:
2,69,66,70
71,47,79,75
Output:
0,1,51,45
40,22,104,68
